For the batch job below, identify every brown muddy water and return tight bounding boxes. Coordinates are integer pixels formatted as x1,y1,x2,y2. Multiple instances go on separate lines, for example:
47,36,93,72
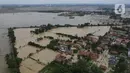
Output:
0,12,113,73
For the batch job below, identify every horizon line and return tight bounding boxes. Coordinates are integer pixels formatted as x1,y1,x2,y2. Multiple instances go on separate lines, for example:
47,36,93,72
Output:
0,3,130,5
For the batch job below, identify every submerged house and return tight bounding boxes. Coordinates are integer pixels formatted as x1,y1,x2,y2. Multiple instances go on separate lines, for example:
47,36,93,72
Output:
55,54,66,62
96,47,103,52
78,50,99,61
55,53,72,63
58,45,73,55
87,35,99,43
110,51,119,55
89,52,99,61
100,65,107,71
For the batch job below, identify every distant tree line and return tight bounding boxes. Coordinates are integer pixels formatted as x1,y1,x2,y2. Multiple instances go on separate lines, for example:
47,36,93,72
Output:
30,23,119,35
109,14,122,19
58,12,85,16
56,33,80,39
112,27,127,31
37,10,64,13
77,23,90,28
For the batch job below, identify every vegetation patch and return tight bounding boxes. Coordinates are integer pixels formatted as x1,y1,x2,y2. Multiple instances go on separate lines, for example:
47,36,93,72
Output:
44,36,54,40
6,28,22,73
47,39,59,51
56,33,80,39
39,60,103,73
28,41,46,49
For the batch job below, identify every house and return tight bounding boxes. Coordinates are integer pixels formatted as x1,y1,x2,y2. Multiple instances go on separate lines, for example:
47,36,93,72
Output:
110,51,118,55
73,44,82,49
59,45,68,52
78,50,99,61
110,32,117,36
78,50,90,57
66,41,73,45
55,54,66,62
65,50,73,55
87,35,99,43
96,47,103,52
104,45,108,50
111,41,116,45
91,38,98,43
100,65,107,71
89,52,99,61
122,39,130,44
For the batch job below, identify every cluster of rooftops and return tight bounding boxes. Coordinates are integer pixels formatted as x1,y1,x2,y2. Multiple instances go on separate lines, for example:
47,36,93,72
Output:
42,26,130,72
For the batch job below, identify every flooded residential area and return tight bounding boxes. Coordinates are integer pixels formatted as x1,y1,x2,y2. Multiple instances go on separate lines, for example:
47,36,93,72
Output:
0,2,130,73
13,26,109,73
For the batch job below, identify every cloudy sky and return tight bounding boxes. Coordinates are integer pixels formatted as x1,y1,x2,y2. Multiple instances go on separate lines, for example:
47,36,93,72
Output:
0,0,130,4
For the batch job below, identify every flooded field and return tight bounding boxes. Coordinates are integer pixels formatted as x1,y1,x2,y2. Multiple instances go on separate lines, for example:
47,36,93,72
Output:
31,49,59,65
17,45,39,59
51,26,110,36
14,26,110,50
20,58,44,73
0,12,111,73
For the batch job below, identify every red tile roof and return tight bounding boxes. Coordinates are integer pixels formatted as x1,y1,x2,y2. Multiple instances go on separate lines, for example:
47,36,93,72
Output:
78,50,99,61
79,50,90,56
89,52,99,61
55,54,66,62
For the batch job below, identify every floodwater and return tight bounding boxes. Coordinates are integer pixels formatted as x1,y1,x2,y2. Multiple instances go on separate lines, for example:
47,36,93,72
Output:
0,12,120,28
0,29,10,73
0,12,112,73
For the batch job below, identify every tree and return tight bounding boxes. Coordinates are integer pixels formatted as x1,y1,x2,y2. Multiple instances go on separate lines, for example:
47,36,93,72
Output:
114,57,128,73
8,28,16,43
127,41,130,48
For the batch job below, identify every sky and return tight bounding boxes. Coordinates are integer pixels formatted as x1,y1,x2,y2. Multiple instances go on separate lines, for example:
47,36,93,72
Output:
0,0,130,4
